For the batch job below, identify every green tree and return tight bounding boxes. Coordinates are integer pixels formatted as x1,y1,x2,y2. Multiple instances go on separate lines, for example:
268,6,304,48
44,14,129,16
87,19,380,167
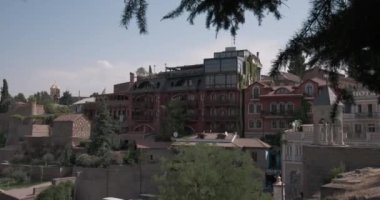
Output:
156,145,270,200
158,99,188,141
287,51,307,78
36,181,74,200
87,101,114,157
121,0,282,37
28,91,53,105
59,90,74,105
272,0,380,94
0,79,12,113
13,93,27,103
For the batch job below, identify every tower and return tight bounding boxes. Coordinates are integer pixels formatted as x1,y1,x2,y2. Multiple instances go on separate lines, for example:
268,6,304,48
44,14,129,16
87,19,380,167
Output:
50,83,60,103
312,86,344,145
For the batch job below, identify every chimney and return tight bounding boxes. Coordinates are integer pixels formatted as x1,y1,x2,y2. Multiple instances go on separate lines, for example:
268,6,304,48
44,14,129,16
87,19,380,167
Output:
256,52,260,58
130,72,135,83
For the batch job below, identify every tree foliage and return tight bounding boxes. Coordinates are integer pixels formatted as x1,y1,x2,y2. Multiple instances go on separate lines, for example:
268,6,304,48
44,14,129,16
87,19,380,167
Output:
87,100,114,166
36,181,74,200
158,99,188,141
121,0,282,36
28,91,53,105
156,145,270,200
59,90,74,105
13,93,27,103
272,0,380,94
287,51,307,78
0,79,12,113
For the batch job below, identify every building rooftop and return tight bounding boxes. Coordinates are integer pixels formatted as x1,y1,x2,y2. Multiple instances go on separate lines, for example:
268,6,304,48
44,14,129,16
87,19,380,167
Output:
172,133,270,149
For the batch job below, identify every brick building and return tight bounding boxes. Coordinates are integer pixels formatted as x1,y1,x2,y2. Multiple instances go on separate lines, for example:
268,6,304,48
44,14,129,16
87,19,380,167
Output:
244,76,328,138
86,47,262,135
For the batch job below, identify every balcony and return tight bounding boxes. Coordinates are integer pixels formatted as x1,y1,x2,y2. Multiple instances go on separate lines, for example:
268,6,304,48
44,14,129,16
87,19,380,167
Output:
204,100,239,107
133,101,155,109
261,110,295,118
131,115,154,122
355,112,380,119
204,115,239,121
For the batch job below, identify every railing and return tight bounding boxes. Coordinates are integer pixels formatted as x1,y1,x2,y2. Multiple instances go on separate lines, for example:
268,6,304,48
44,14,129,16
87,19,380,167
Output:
261,110,295,117
204,100,239,106
355,112,380,118
204,115,239,121
131,115,154,122
133,101,155,109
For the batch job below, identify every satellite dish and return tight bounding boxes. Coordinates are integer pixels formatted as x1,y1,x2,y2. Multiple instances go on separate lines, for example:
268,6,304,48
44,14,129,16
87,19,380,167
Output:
173,131,178,138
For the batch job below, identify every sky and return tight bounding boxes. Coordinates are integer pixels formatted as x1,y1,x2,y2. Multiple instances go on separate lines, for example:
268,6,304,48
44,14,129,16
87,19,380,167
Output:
0,0,310,97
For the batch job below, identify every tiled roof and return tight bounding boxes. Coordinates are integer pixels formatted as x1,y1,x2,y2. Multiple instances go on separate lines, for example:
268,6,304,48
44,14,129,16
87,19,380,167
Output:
54,114,84,122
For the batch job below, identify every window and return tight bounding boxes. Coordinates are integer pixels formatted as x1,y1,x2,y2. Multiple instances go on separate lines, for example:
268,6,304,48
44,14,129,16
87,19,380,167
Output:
279,120,285,129
251,152,258,162
248,104,254,114
305,83,314,96
255,104,261,114
205,60,220,72
249,121,254,128
272,120,278,129
221,58,237,71
368,124,376,132
287,103,294,112
256,120,262,129
279,102,286,113
206,76,215,87
355,124,362,137
368,104,373,116
215,74,226,87
275,88,290,94
226,74,237,87
252,87,260,99
270,103,277,113
357,104,362,113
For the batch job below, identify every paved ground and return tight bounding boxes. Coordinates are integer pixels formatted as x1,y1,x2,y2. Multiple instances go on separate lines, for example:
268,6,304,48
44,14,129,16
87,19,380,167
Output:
4,182,51,198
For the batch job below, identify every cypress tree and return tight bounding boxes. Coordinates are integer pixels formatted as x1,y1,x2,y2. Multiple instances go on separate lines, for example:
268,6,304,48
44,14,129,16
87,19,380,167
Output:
0,79,11,113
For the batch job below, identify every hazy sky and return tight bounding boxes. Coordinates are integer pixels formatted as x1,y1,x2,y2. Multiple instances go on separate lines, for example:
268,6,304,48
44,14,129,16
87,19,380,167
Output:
0,0,310,96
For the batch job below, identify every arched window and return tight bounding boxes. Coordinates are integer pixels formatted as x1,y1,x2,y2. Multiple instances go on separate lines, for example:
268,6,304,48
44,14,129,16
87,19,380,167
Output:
252,87,260,99
305,83,314,96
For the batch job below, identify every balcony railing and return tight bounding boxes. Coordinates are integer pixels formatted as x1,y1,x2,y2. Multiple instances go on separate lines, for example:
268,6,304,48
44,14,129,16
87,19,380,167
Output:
133,101,155,109
131,115,154,122
355,112,380,118
204,100,239,106
204,115,239,121
261,110,295,117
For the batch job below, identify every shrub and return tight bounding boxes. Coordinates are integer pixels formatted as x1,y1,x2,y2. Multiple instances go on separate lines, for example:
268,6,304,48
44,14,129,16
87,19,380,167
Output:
36,181,74,200
75,154,101,168
42,153,55,166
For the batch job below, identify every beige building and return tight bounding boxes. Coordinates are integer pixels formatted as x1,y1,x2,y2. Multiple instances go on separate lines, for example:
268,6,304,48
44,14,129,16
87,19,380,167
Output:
343,89,380,145
282,87,380,199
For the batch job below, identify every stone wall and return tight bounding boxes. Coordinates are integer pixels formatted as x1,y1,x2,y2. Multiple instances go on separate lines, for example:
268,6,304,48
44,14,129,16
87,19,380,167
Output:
74,149,171,200
0,164,72,182
302,145,380,198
